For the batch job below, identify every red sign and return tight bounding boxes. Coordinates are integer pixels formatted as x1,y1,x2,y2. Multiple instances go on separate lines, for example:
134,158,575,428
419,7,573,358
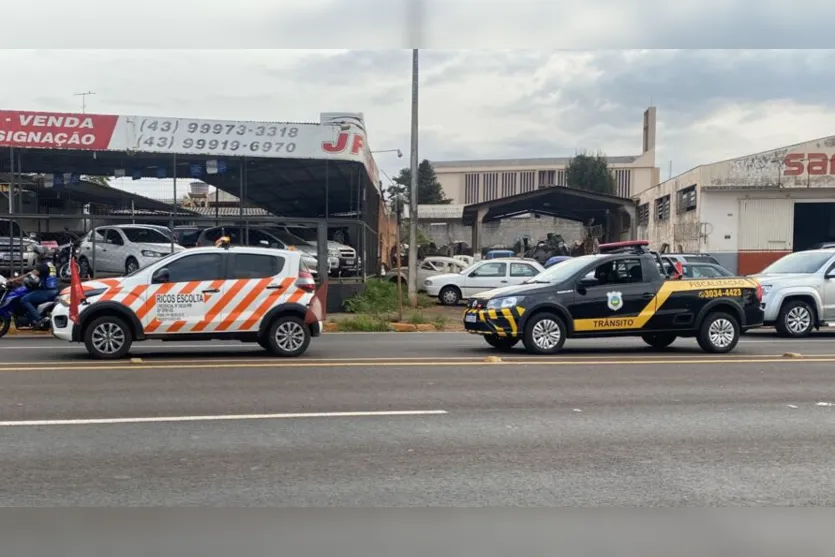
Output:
783,153,835,176
0,110,118,150
322,132,365,155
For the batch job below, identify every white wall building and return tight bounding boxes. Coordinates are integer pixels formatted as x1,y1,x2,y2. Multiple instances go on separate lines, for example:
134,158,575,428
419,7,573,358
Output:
636,134,835,274
432,107,661,204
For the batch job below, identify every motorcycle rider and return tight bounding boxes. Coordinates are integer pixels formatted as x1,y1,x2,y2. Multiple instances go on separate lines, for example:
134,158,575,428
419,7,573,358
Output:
9,247,58,327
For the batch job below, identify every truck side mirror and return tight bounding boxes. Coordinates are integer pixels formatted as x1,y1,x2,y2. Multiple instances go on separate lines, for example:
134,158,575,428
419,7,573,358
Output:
152,268,170,283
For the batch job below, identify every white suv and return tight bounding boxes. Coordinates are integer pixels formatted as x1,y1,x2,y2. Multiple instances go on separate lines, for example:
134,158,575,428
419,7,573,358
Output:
51,244,322,359
77,225,185,276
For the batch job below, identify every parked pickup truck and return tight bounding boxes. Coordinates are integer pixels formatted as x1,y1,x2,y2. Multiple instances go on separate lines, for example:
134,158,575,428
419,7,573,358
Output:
464,240,764,354
753,249,835,337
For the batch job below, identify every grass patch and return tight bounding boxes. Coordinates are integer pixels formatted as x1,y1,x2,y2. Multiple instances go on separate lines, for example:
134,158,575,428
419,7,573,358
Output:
344,279,435,316
407,311,427,325
431,314,448,330
336,314,392,332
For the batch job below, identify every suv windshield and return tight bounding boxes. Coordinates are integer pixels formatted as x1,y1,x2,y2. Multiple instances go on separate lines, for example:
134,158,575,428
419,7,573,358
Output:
524,255,598,283
761,251,835,274
264,227,308,246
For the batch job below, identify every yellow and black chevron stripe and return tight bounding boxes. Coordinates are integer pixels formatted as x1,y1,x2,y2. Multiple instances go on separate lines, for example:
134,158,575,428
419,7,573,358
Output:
464,306,526,337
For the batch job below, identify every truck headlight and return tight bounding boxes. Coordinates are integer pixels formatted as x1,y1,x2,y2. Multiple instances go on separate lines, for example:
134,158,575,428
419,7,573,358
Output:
486,296,524,309
761,284,773,295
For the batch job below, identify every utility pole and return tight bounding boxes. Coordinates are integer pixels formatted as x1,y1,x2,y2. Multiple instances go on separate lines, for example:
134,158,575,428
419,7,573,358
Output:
73,91,95,113
407,48,419,307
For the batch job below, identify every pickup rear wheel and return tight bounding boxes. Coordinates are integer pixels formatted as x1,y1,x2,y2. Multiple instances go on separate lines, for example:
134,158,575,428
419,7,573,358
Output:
641,333,676,349
776,300,815,338
523,312,567,355
697,312,740,353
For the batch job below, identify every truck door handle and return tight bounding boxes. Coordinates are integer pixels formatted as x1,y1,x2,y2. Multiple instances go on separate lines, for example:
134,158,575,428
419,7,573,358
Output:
642,292,653,299
266,284,285,290
202,288,220,294
500,280,508,283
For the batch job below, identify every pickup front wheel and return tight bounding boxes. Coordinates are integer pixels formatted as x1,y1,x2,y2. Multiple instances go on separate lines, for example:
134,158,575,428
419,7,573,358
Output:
697,312,740,353
776,300,815,338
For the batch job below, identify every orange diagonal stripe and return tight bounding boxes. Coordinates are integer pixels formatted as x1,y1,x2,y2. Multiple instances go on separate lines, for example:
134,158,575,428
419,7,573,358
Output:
216,278,273,332
191,280,246,332
136,283,174,321
240,277,295,330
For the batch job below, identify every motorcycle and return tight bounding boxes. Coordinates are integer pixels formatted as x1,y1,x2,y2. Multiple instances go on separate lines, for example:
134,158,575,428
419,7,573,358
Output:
55,230,82,282
0,273,58,337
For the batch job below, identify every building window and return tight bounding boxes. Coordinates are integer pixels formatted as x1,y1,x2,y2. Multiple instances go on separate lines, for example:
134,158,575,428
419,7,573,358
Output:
520,171,536,193
613,169,632,198
483,172,499,201
638,203,649,226
538,170,556,189
464,173,480,204
555,169,566,187
501,172,517,197
677,185,697,213
655,195,670,221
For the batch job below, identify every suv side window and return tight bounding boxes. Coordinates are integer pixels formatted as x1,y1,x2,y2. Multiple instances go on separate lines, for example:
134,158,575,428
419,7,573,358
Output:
230,253,284,279
248,229,284,249
164,253,225,282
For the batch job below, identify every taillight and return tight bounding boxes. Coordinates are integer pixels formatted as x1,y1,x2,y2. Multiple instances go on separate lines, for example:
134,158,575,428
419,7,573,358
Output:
295,271,316,293
756,282,763,302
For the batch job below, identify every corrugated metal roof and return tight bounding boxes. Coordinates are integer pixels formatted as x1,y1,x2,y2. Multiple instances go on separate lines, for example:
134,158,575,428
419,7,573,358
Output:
431,156,639,169
190,207,274,216
416,204,465,219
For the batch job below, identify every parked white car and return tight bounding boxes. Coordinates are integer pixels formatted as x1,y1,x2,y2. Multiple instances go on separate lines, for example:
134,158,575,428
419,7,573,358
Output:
754,248,835,337
386,256,468,291
78,225,186,276
423,258,545,305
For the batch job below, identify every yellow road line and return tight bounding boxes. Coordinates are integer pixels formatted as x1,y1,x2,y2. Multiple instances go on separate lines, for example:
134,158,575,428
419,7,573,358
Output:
3,353,829,368
0,357,834,373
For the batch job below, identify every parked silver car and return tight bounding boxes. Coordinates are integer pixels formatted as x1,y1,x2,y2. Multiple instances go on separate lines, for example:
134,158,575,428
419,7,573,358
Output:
753,249,835,337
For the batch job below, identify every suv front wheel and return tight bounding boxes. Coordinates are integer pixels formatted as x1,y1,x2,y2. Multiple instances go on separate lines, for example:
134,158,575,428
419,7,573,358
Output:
776,300,815,338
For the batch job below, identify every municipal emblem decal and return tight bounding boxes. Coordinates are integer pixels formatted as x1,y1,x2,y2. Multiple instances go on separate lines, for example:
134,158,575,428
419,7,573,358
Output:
607,291,623,311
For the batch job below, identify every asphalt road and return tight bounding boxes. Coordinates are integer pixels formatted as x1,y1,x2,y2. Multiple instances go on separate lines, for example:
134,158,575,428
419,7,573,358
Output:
3,330,835,506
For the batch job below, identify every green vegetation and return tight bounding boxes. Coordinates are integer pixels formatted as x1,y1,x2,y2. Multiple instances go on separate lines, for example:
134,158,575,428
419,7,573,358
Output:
565,151,616,195
344,279,434,316
336,314,392,332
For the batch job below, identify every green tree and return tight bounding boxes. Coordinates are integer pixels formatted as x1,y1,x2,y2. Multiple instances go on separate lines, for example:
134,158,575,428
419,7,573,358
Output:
392,159,452,206
565,152,616,196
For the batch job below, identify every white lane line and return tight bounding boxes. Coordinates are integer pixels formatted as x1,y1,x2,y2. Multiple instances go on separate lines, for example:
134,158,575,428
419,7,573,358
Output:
0,410,449,427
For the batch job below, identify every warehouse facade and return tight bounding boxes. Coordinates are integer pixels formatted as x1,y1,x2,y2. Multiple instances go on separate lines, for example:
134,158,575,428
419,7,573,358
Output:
636,134,835,274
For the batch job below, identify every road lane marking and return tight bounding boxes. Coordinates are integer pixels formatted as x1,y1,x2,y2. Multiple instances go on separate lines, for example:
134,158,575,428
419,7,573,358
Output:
0,409,449,427
1,357,835,372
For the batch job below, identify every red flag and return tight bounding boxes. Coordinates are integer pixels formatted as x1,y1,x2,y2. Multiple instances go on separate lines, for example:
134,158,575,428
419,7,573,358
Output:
674,261,684,279
304,281,328,325
69,257,84,324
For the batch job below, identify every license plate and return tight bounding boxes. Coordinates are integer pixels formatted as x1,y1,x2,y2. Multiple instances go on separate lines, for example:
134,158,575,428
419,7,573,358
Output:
465,314,477,323
344,258,355,265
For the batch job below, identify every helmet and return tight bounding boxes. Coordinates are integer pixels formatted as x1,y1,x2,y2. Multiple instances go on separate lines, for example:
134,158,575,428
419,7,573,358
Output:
23,274,40,289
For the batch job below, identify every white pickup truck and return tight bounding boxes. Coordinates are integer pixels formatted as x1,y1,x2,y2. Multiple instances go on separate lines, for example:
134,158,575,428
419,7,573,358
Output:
753,249,835,337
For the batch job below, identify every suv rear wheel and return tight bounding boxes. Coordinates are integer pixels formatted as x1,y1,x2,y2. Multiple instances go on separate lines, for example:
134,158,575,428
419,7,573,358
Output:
776,300,815,338
697,312,740,353
265,315,311,357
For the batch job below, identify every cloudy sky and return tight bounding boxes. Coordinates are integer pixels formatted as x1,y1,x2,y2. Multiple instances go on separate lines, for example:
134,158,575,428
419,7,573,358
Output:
2,47,835,197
